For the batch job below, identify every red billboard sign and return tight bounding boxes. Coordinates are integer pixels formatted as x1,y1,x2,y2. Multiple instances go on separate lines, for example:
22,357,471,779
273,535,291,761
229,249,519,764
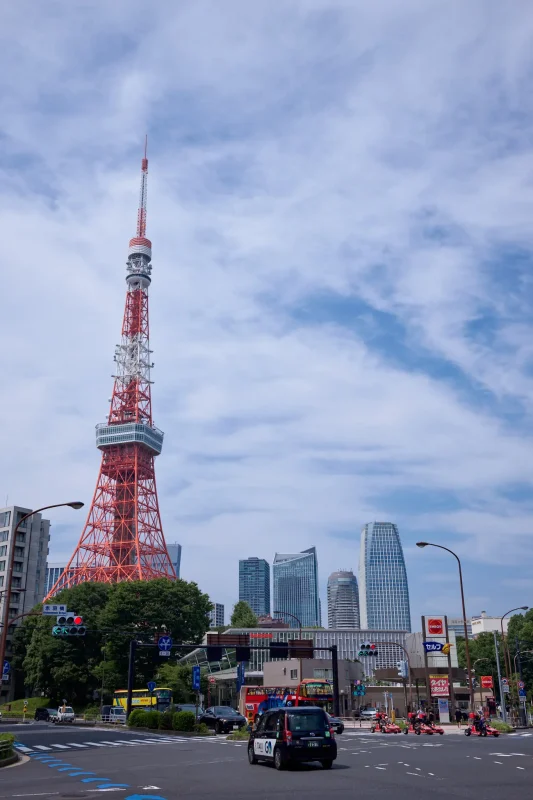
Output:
429,675,449,697
481,676,493,689
427,618,444,636
250,632,273,639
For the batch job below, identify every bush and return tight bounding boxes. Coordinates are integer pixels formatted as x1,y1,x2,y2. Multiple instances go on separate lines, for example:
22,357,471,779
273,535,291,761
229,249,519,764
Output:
173,711,195,731
193,722,211,735
490,720,513,733
396,720,407,730
227,726,250,740
128,709,149,728
145,710,161,729
0,733,15,759
159,711,174,730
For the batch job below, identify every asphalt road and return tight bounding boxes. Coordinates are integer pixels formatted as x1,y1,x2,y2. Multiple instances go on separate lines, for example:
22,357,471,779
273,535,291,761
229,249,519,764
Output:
1,723,533,800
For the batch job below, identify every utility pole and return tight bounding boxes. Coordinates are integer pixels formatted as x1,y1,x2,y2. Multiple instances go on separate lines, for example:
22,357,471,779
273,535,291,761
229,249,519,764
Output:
493,631,506,723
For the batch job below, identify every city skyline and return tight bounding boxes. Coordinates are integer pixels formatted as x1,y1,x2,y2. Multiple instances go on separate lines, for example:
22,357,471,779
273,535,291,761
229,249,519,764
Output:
3,4,533,624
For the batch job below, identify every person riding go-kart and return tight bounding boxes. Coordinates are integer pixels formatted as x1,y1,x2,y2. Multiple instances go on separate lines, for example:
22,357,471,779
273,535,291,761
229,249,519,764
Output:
370,712,401,734
464,711,499,738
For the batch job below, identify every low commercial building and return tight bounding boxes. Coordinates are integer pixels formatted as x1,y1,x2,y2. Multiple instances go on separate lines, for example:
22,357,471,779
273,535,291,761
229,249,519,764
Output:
263,658,364,715
471,611,508,637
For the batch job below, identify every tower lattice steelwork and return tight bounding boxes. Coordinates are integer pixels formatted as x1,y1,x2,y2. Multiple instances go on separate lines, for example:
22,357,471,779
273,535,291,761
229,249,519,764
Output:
46,141,175,597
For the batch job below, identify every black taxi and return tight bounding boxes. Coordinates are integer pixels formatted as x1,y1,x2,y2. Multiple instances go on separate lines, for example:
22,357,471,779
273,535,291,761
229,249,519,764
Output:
248,706,337,770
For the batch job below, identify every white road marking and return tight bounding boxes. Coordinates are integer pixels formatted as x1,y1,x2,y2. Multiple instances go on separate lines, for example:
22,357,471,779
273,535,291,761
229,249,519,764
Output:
14,746,33,753
33,746,53,751
99,741,124,746
517,767,525,770
416,767,421,771
494,762,502,765
406,772,422,777
67,743,87,748
51,744,70,749
473,757,482,760
428,773,435,776
141,788,161,791
83,742,108,747
375,767,386,770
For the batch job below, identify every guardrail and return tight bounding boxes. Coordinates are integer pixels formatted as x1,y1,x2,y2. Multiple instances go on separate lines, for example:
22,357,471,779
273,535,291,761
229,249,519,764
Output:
0,739,14,760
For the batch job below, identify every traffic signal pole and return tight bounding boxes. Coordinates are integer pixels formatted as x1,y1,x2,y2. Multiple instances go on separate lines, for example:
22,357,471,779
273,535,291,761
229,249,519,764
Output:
330,645,340,716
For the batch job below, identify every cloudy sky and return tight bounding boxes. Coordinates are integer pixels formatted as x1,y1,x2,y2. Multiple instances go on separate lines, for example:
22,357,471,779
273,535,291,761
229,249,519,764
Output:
2,1,533,628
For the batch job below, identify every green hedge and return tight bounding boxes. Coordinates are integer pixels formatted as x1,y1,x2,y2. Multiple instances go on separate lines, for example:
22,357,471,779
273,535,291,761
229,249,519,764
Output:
159,711,174,730
0,733,15,760
128,709,149,728
173,711,195,731
490,720,513,733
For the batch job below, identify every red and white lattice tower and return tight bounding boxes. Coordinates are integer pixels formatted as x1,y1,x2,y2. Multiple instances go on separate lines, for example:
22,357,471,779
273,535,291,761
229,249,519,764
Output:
46,140,175,597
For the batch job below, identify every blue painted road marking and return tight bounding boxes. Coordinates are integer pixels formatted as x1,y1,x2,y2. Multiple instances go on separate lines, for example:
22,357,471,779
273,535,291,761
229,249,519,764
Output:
82,777,112,783
97,784,130,789
125,796,167,800
67,771,96,777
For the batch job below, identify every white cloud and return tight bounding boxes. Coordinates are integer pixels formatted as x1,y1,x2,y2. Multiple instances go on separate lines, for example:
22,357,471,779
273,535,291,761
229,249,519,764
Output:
1,1,533,623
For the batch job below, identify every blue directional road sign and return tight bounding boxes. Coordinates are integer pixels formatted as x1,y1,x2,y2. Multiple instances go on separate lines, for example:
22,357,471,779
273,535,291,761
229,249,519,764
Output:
158,636,172,650
2,660,9,675
192,666,201,691
147,681,156,693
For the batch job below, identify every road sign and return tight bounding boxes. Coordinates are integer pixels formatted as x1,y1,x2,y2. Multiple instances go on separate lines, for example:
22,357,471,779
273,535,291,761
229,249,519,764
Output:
208,676,216,684
192,666,201,691
147,681,156,693
518,680,525,690
502,678,508,686
158,636,172,651
158,650,171,657
42,604,67,616
2,660,9,675
519,689,526,698
23,700,28,708
481,675,493,689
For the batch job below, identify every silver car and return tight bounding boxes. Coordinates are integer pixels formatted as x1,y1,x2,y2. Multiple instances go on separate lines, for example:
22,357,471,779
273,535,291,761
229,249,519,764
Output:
359,708,378,720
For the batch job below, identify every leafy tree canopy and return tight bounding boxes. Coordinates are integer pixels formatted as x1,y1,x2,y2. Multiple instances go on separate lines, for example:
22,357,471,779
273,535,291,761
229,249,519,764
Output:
230,601,258,628
10,578,211,707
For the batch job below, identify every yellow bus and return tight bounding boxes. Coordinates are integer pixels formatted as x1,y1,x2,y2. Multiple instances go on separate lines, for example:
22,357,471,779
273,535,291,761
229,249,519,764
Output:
113,687,173,712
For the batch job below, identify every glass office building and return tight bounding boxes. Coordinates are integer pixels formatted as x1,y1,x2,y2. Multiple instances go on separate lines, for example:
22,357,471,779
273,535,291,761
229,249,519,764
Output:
166,543,182,578
327,570,360,629
273,547,321,628
239,557,270,616
359,522,411,631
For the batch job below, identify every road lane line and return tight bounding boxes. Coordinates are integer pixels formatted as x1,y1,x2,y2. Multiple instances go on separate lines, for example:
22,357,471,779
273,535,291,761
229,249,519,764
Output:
406,772,422,777
517,767,525,770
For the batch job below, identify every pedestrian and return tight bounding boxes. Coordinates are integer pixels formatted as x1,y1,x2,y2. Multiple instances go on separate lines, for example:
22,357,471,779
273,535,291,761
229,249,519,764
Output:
455,707,462,727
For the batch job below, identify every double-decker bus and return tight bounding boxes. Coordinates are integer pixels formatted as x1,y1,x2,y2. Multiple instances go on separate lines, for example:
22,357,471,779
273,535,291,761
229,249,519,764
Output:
113,687,173,712
240,679,333,726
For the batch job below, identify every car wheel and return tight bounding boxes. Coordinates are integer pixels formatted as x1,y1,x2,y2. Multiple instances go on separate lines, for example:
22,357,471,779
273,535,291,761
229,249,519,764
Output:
274,748,285,771
215,721,222,734
493,733,499,738
464,729,471,736
322,760,334,770
248,746,258,765
403,728,408,735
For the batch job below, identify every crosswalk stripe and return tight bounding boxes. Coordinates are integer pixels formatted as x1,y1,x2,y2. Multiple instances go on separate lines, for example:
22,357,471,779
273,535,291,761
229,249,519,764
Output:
67,743,87,748
15,745,33,753
51,744,70,749
83,742,108,747
98,741,123,746
34,745,52,751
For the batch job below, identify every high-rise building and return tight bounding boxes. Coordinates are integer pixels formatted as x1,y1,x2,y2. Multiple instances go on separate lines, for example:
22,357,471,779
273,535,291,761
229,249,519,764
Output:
166,543,182,578
209,603,224,627
0,506,50,700
327,570,360,629
46,143,175,597
359,522,411,631
44,562,66,597
273,547,321,628
239,557,270,616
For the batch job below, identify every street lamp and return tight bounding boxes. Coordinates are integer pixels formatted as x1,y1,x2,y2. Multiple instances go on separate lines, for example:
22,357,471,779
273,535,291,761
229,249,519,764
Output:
416,541,474,709
0,502,84,676
501,606,528,682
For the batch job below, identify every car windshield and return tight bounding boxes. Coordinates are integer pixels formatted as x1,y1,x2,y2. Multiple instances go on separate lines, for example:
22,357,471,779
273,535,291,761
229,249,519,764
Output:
64,707,74,714
214,707,238,716
288,711,327,732
47,709,57,713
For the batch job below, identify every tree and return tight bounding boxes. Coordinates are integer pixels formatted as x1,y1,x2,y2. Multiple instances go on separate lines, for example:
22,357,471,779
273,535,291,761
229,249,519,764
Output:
230,601,257,628
10,578,211,706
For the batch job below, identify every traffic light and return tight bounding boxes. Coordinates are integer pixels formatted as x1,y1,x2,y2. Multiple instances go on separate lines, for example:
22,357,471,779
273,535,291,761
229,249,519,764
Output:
52,612,86,637
206,646,223,661
358,641,378,657
270,642,289,659
396,660,408,679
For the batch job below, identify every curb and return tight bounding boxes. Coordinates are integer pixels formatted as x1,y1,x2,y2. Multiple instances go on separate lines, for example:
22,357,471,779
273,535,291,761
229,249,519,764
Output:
0,753,19,769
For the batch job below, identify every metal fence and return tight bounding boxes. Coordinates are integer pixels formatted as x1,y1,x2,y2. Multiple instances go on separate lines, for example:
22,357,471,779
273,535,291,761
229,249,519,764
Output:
0,739,14,761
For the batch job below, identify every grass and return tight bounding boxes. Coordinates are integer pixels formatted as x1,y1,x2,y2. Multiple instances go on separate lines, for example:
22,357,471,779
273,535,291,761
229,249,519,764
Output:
227,727,251,740
0,697,51,717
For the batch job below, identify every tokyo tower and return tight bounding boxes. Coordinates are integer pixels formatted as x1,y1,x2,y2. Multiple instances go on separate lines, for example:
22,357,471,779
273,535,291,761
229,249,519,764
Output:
46,140,175,597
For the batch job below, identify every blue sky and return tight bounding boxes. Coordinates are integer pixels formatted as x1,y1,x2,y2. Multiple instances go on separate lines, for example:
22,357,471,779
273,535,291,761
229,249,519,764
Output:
1,1,533,627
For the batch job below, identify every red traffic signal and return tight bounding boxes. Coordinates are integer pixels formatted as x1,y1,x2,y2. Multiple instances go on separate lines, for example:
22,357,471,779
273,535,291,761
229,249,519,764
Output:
74,616,83,626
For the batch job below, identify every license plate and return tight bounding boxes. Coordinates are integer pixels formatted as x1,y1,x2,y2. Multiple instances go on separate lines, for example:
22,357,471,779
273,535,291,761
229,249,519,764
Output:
307,742,319,747
233,725,239,729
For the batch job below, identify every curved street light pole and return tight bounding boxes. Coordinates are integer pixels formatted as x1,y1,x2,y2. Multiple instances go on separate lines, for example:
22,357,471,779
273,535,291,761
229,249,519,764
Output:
500,606,528,722
0,502,84,678
416,542,474,709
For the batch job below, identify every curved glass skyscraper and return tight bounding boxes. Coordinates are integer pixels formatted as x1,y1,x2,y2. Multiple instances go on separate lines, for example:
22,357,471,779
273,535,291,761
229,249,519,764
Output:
273,547,321,628
327,571,360,629
359,522,411,631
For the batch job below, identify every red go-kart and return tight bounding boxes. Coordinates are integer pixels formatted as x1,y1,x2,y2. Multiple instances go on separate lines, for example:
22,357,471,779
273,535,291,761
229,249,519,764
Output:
371,716,402,734
464,715,499,738
403,713,440,735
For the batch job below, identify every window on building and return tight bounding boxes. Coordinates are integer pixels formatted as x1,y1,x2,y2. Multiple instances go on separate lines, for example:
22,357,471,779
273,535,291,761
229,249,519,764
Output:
16,533,25,543
290,669,298,679
0,511,10,527
15,512,29,528
11,577,21,587
0,576,3,587
0,561,5,571
0,532,8,542
13,562,23,573
0,546,6,557
11,593,20,604
14,547,24,558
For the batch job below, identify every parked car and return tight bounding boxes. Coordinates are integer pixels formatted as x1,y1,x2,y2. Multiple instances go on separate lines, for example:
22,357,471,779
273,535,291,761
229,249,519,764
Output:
34,707,58,722
56,706,75,724
360,708,378,720
198,706,246,734
326,713,344,734
248,706,337,770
